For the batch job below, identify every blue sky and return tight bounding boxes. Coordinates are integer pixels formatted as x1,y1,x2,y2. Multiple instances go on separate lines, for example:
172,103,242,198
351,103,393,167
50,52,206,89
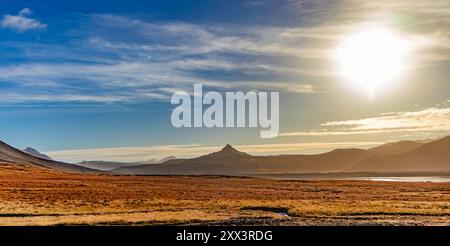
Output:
0,1,449,162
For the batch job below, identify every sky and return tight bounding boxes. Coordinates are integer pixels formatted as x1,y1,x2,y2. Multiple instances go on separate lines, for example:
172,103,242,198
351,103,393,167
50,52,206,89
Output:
0,0,449,162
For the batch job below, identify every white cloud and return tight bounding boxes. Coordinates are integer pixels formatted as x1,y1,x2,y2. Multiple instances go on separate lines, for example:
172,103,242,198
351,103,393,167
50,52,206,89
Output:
0,59,319,104
19,8,33,16
1,8,47,32
1,2,449,104
321,107,450,131
281,104,450,137
0,92,166,104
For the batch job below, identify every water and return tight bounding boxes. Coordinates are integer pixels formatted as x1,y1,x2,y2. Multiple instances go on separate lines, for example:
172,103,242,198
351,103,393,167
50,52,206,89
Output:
361,177,450,182
253,174,450,183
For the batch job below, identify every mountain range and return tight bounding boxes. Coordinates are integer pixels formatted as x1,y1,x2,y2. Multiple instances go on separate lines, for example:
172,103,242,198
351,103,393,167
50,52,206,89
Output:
75,156,177,171
1,136,450,175
113,136,450,175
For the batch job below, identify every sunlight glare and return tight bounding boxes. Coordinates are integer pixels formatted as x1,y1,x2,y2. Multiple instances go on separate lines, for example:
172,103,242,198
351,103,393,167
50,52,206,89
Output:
337,27,410,96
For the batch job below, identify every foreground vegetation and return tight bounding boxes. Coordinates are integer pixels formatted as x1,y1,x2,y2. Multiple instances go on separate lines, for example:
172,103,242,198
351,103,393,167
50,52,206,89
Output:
0,163,449,225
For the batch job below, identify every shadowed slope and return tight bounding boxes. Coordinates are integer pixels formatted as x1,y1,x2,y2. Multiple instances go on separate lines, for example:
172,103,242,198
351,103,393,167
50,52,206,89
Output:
352,136,450,172
0,140,98,173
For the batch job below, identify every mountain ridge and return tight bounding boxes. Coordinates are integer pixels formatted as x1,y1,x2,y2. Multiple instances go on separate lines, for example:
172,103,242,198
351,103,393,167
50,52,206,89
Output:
113,136,450,175
4,136,449,175
352,136,450,172
0,141,98,173
75,156,178,171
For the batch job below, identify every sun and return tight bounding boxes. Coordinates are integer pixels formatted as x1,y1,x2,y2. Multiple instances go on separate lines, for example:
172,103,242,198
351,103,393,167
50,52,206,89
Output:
336,27,410,95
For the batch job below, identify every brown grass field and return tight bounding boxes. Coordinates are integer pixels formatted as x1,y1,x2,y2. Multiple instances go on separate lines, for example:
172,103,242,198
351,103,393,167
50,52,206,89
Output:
0,163,450,226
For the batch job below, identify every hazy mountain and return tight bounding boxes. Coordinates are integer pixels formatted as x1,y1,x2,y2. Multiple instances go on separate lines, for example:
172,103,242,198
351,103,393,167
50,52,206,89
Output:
0,140,97,173
113,145,258,175
112,145,371,175
22,147,53,160
77,156,178,171
368,140,423,155
353,136,450,172
113,137,450,175
257,148,371,173
75,161,143,171
156,156,177,163
3,136,448,175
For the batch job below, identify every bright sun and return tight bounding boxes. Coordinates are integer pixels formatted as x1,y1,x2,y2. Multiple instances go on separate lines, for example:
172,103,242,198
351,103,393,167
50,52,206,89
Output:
337,27,410,95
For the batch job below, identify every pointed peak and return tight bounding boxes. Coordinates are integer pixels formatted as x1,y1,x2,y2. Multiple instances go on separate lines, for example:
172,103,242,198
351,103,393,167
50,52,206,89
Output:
211,144,249,157
222,144,235,151
22,147,53,160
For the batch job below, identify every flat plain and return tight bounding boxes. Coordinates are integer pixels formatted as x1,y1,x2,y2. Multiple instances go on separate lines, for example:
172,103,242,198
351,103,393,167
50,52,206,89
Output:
1,163,449,226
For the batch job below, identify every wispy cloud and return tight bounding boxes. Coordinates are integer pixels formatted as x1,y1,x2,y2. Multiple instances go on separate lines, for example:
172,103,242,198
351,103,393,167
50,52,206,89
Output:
1,1,448,104
0,92,166,104
0,61,316,103
0,14,333,103
245,1,268,7
1,8,47,32
281,103,450,137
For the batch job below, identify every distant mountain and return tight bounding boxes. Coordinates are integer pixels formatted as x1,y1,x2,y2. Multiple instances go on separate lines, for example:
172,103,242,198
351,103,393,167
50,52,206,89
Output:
0,140,97,173
113,137,450,175
4,135,447,175
353,136,450,172
156,156,177,163
113,145,257,175
136,159,158,165
258,148,371,173
113,145,371,175
75,161,142,171
77,156,178,171
368,140,424,155
23,147,53,160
